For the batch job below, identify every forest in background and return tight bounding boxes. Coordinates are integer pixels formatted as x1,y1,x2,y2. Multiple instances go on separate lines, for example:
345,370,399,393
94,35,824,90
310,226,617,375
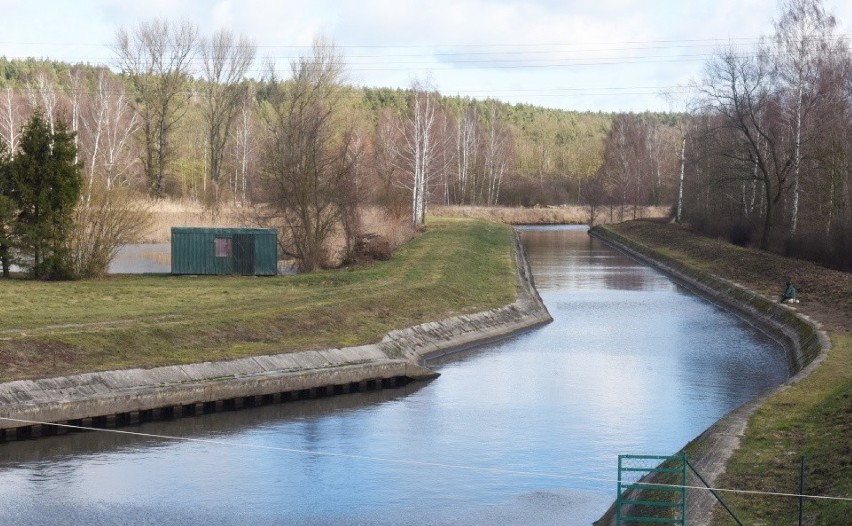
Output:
1,0,850,274
0,53,680,212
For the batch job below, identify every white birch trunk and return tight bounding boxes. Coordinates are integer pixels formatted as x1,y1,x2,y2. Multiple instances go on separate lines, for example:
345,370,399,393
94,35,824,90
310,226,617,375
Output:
790,84,802,235
676,135,686,223
0,88,20,153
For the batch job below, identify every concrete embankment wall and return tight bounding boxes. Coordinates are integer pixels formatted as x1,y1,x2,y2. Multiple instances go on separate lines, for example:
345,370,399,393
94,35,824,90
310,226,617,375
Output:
0,232,552,438
589,225,830,526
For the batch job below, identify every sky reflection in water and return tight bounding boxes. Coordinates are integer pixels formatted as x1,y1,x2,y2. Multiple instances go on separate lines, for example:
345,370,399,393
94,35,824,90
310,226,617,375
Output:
0,226,789,525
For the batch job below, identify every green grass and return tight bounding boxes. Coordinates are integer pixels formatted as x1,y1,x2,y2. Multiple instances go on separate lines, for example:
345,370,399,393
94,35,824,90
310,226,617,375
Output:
599,220,852,525
713,334,851,525
0,218,517,381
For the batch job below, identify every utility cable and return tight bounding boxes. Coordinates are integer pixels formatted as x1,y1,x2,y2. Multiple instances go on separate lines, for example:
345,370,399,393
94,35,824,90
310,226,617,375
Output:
1,416,850,503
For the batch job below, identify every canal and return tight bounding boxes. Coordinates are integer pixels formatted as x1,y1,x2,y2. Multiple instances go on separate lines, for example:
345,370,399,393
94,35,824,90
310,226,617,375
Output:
0,226,790,525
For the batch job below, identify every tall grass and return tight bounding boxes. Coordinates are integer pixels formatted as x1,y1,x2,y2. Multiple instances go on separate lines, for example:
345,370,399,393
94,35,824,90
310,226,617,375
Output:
139,199,416,267
141,199,245,243
429,205,670,225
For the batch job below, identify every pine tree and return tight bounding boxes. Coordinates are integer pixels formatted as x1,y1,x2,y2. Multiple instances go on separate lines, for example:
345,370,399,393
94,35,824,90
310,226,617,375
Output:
10,111,82,279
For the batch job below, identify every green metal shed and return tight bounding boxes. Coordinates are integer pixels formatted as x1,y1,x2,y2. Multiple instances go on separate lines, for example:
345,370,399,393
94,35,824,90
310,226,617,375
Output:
171,227,278,276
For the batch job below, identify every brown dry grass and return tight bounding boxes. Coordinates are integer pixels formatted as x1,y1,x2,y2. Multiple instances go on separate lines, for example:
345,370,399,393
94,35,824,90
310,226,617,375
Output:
140,200,416,265
429,204,670,225
610,219,852,332
141,199,246,243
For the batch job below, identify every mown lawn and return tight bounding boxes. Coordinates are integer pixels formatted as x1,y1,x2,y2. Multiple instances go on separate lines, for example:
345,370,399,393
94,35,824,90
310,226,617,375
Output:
603,220,851,525
0,218,517,382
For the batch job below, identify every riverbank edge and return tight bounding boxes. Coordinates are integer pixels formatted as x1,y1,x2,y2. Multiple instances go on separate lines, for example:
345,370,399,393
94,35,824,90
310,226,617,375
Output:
588,225,830,526
0,231,552,434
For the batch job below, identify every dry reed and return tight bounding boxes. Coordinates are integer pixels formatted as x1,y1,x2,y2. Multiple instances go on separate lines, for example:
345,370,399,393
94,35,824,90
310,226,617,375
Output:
429,205,670,225
141,199,248,243
140,200,416,265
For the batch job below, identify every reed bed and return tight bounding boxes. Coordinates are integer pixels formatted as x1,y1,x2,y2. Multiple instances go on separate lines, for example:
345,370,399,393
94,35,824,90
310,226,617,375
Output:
429,205,670,225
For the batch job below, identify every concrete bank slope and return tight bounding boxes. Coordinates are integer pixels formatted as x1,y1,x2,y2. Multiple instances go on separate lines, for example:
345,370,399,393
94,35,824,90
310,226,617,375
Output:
0,232,552,437
589,226,830,526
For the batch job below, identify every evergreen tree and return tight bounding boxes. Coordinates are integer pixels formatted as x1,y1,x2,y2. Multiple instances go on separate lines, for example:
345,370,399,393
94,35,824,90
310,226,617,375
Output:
10,111,82,279
0,139,14,278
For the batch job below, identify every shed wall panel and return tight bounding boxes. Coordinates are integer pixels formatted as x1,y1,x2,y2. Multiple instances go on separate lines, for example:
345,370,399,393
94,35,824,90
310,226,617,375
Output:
171,228,277,276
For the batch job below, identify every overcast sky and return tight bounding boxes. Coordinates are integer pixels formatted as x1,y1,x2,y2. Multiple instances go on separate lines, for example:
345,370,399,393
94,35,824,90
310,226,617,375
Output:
2,0,851,112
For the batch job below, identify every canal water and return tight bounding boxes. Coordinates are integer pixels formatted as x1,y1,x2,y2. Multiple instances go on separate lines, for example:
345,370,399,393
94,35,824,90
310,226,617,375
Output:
0,226,790,525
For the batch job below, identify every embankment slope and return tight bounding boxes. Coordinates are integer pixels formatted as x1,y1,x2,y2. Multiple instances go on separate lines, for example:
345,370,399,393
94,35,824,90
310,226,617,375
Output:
591,220,850,525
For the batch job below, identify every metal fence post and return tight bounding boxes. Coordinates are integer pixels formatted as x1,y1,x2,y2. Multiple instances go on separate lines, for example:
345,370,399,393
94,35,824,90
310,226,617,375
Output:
799,455,806,526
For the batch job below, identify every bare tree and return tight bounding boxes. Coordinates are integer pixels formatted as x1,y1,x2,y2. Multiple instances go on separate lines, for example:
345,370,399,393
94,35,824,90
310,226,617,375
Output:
200,29,256,204
230,89,256,205
455,104,478,204
600,114,646,220
696,46,794,248
115,18,198,198
676,126,687,223
482,103,510,206
26,71,59,135
772,0,838,234
0,87,25,153
81,70,140,191
395,78,446,227
67,66,85,164
261,38,358,271
372,109,408,218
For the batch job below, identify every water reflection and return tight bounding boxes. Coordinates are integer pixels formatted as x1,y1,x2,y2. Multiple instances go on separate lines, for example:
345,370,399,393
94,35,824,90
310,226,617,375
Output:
108,243,171,274
519,225,668,291
0,226,789,525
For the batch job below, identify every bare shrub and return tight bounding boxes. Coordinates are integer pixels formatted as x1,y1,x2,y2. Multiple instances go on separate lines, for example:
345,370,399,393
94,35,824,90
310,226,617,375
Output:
68,182,154,278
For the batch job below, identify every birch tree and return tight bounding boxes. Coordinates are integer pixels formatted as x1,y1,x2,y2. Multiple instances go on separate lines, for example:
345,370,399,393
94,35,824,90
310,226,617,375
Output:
482,104,510,206
230,90,255,205
0,87,25,153
455,104,478,204
67,66,84,164
81,70,140,191
396,78,444,227
772,0,838,235
26,71,58,135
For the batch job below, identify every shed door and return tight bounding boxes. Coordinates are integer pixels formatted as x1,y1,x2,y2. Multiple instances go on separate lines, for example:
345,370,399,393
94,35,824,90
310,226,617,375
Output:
233,234,255,275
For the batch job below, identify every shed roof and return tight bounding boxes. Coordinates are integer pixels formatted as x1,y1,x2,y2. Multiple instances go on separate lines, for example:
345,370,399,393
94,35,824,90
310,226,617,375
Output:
171,227,277,236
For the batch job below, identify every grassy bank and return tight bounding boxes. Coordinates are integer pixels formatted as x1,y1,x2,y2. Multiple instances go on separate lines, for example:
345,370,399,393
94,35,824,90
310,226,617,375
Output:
0,218,516,382
602,220,851,525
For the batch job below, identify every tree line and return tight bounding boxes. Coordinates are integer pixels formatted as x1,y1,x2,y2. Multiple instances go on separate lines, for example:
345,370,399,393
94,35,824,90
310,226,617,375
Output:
0,19,685,274
11,4,848,274
0,47,632,211
677,0,852,269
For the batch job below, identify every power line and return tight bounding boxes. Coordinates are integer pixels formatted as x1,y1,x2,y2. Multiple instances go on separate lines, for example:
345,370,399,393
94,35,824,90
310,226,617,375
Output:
3,33,851,49
3,47,848,76
1,416,850,504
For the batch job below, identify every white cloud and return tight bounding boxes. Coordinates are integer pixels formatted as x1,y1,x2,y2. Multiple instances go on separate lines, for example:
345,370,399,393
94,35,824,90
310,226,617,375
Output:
1,0,851,111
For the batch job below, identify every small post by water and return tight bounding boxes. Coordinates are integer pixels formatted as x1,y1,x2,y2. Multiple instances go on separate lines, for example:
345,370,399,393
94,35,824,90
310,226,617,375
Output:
799,455,806,526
